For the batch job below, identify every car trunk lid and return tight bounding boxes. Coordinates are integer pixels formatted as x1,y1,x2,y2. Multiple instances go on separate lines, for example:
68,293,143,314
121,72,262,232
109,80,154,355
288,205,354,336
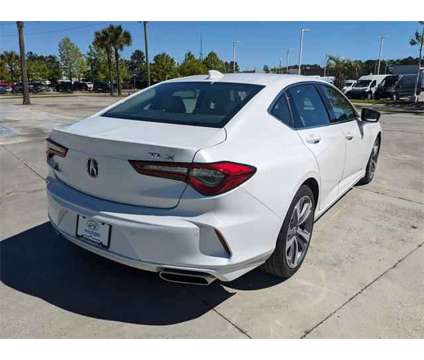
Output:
50,116,226,208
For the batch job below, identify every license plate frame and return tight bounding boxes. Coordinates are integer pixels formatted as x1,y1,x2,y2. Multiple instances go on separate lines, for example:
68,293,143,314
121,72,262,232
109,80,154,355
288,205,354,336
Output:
76,215,111,248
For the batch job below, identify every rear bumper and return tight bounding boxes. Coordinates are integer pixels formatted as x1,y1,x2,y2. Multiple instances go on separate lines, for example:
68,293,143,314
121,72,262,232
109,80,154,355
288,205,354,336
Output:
47,177,280,281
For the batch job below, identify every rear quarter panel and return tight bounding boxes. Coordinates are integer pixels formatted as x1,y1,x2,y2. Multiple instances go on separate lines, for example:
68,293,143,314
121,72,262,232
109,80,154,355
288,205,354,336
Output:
194,87,320,222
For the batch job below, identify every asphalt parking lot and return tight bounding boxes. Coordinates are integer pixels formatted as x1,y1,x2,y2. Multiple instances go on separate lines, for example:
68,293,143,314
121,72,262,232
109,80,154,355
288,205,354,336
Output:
1,95,423,338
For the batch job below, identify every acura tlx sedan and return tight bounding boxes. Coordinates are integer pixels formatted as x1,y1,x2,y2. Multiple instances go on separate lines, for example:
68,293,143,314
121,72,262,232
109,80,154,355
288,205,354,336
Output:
47,71,382,285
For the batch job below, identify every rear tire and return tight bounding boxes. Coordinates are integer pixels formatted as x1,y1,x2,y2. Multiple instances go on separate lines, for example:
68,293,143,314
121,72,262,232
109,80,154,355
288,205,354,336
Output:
357,136,381,185
262,185,315,279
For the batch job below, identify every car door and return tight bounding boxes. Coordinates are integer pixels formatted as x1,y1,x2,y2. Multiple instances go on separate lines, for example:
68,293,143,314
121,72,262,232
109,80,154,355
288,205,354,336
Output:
317,84,369,191
286,84,346,212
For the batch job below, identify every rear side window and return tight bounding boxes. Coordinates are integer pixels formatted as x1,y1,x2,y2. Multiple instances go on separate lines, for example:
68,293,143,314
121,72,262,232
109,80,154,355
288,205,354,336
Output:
318,84,356,123
287,84,330,129
270,93,292,127
103,82,264,128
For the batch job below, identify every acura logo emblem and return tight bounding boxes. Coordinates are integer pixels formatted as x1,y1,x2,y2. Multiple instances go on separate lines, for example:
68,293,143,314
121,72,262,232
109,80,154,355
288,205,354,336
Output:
87,158,98,178
87,220,98,231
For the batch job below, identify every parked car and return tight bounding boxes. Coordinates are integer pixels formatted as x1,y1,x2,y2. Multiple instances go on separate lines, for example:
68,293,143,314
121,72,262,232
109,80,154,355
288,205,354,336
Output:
0,86,7,94
13,82,34,93
72,81,93,91
347,74,388,99
46,72,381,285
374,74,422,100
31,82,50,93
93,81,112,93
0,85,13,93
56,82,73,93
342,79,356,95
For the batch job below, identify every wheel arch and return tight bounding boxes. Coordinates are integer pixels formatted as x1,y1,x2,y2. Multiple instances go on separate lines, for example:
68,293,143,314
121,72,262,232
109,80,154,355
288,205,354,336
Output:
302,177,319,208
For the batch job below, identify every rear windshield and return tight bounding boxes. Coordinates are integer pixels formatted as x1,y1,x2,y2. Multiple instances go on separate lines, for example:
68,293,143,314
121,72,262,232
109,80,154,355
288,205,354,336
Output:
103,81,264,128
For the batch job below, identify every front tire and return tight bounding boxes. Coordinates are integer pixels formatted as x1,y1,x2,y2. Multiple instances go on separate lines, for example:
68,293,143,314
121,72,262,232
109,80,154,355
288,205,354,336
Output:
262,185,315,279
358,137,381,185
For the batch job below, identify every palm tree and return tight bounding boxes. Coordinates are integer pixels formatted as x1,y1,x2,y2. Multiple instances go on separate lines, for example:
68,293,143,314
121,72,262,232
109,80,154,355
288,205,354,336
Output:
94,29,114,96
107,25,132,96
16,21,30,105
327,56,362,90
151,53,178,82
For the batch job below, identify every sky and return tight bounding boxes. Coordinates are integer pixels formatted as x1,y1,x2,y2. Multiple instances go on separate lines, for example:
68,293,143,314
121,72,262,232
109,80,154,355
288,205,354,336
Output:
0,21,421,70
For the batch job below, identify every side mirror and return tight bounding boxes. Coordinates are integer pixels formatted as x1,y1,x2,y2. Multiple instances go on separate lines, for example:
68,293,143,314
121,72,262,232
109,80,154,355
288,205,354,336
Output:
361,108,380,122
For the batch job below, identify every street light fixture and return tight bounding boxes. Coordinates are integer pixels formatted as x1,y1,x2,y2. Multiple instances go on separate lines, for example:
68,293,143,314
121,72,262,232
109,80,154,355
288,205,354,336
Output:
286,48,293,74
376,35,385,75
232,40,240,73
412,22,424,103
298,28,310,75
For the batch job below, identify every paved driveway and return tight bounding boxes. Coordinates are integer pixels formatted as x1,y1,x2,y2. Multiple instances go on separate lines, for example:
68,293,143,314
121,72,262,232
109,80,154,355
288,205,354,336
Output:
1,96,423,338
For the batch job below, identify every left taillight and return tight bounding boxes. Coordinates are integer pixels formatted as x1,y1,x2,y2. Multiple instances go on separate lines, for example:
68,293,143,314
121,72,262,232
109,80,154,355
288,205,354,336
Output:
129,160,256,196
46,138,68,160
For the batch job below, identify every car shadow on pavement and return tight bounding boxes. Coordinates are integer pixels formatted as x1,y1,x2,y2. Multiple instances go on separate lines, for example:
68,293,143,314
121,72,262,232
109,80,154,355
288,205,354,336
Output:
1,222,283,326
0,222,235,325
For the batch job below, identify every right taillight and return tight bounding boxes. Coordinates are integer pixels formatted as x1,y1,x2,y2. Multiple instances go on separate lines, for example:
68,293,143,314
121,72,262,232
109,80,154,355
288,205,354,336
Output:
129,160,256,196
188,162,256,196
46,138,68,159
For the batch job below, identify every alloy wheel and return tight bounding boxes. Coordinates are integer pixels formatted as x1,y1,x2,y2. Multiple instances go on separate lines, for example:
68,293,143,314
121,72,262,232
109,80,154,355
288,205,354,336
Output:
285,195,313,268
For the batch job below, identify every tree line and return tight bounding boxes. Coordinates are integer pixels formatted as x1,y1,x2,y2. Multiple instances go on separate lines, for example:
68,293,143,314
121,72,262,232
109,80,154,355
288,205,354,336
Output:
0,24,239,95
1,23,423,94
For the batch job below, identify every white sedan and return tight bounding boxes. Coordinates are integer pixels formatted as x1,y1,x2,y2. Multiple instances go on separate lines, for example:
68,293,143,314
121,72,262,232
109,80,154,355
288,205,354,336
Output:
46,71,381,285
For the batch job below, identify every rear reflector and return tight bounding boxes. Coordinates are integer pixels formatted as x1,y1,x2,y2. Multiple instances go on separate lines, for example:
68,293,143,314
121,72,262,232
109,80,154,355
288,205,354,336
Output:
129,160,256,196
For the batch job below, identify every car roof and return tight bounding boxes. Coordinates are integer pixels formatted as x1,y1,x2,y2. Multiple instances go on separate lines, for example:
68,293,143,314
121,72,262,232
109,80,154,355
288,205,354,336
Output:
165,72,328,88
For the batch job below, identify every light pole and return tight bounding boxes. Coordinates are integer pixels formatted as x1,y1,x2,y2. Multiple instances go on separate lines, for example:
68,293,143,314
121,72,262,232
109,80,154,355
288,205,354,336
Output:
286,48,293,74
413,22,424,102
232,41,240,73
376,36,385,75
143,21,151,87
298,28,310,75
199,33,203,60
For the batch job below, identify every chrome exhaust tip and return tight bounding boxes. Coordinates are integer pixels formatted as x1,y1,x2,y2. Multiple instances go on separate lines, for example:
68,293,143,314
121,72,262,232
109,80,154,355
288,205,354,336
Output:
159,269,215,286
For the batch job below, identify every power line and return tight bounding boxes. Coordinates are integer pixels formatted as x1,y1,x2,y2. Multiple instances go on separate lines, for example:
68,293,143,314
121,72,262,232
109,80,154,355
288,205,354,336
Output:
0,21,111,37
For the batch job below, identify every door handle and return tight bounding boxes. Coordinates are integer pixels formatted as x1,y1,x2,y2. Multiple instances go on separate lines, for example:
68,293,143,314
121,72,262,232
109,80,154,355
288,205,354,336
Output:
305,134,321,144
345,133,354,141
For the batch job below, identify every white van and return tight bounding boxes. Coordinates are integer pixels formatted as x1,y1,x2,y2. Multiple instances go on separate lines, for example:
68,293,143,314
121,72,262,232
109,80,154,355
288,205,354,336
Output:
342,79,357,95
347,74,389,100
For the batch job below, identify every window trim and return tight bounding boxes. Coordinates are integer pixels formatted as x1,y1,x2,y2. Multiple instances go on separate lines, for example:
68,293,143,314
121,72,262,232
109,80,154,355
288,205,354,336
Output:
268,81,360,131
315,83,359,125
267,90,295,128
284,82,332,130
